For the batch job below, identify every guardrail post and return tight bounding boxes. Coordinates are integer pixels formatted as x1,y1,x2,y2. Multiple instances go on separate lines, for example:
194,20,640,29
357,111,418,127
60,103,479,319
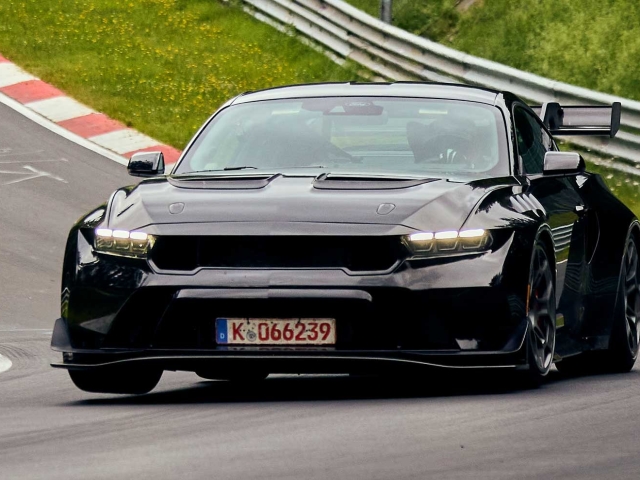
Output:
380,0,392,23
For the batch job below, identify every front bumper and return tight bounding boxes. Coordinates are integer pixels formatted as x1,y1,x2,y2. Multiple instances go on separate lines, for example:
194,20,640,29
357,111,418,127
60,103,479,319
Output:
52,317,529,372
53,234,533,372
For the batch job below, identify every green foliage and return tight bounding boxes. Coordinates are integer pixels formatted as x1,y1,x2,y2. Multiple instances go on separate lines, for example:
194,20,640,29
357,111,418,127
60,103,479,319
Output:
0,0,361,148
451,0,640,101
391,0,460,41
345,0,640,101
586,163,640,218
344,0,378,16
345,0,460,40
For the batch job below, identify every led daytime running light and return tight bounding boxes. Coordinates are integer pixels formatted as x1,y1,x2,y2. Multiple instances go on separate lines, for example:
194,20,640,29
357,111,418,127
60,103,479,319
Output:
94,228,152,258
434,230,458,240
409,229,486,241
459,229,486,238
112,230,131,239
96,228,112,237
406,229,490,256
409,232,434,242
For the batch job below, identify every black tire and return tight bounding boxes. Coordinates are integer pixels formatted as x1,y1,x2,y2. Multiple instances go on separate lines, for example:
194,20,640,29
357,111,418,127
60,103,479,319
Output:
523,242,556,385
68,367,163,394
556,234,640,375
196,369,269,382
602,235,639,372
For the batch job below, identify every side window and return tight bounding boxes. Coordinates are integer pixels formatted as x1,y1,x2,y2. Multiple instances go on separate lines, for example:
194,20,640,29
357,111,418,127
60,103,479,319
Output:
514,107,550,175
541,129,556,152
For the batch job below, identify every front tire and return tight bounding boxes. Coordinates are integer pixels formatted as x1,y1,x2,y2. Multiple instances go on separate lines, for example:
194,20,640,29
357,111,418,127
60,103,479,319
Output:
69,367,163,394
524,243,556,384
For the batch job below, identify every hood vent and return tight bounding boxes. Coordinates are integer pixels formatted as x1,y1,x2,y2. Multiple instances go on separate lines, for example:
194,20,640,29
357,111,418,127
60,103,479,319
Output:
168,174,279,190
313,173,437,190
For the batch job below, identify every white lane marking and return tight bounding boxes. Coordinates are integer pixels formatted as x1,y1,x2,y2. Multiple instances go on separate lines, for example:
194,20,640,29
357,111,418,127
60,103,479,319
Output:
0,63,38,88
0,91,127,165
0,354,12,374
26,96,95,122
0,168,33,175
0,150,44,157
23,165,67,182
0,165,67,185
89,129,159,154
0,158,68,164
0,328,52,332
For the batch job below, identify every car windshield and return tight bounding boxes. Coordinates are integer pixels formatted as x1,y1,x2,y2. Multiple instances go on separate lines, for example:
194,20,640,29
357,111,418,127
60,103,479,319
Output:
174,97,509,177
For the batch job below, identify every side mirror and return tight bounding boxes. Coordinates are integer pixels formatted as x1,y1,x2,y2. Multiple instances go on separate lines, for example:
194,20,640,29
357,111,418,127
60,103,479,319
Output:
543,151,585,175
127,151,165,177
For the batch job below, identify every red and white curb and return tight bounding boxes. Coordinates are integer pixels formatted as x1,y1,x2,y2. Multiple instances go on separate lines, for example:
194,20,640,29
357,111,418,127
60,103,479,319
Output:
0,54,182,169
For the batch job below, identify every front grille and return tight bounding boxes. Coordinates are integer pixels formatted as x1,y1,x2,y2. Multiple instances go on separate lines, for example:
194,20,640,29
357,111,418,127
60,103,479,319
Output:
150,236,406,272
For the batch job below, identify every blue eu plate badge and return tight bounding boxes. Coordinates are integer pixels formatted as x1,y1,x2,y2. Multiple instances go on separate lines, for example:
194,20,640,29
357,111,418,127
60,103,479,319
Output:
216,318,229,344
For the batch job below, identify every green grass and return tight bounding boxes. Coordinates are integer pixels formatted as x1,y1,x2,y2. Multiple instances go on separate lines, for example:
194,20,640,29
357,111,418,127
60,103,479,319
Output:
345,0,462,42
346,0,640,102
344,0,378,16
451,0,640,101
586,162,640,218
0,0,361,149
559,144,640,218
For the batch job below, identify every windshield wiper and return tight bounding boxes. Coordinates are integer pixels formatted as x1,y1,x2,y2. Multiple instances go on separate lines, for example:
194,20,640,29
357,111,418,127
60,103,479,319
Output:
222,166,258,171
270,165,328,169
175,167,259,175
177,165,330,176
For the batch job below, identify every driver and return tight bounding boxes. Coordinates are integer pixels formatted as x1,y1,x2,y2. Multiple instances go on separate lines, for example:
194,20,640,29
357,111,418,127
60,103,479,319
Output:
407,116,477,166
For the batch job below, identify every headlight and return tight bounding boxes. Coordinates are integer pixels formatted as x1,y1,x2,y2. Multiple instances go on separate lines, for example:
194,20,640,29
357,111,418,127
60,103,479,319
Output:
404,229,492,257
94,228,154,258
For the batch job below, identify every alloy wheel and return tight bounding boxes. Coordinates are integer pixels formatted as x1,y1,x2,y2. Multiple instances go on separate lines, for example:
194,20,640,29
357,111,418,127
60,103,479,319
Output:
623,238,640,356
528,245,556,373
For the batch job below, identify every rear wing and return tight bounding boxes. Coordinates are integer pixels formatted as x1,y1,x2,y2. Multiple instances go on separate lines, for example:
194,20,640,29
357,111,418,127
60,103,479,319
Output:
531,102,621,138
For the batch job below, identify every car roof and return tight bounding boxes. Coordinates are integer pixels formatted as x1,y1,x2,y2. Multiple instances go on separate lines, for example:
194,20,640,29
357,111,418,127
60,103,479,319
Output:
231,82,501,106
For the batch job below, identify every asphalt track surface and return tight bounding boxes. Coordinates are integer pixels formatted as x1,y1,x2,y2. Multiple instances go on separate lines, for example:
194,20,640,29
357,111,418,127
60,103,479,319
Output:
1,101,640,480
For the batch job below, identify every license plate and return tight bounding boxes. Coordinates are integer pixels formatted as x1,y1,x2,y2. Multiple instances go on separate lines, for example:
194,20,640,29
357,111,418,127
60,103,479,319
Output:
216,318,336,345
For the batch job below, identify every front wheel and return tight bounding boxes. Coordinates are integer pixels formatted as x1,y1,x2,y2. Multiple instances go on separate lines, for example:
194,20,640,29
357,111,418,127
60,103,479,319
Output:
68,367,163,394
524,243,556,384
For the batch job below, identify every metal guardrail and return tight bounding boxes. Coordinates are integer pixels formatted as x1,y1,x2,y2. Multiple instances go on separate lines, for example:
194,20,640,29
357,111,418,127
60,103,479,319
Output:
242,0,640,166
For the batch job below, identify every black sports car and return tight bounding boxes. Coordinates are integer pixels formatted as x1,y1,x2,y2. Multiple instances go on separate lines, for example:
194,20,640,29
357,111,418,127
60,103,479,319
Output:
52,83,640,394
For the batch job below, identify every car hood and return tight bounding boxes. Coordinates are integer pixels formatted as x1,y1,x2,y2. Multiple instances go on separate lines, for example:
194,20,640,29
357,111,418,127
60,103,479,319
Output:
104,174,518,235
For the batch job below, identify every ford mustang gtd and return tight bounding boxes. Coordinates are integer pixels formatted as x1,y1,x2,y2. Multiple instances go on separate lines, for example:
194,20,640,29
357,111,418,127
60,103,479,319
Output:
51,83,640,394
